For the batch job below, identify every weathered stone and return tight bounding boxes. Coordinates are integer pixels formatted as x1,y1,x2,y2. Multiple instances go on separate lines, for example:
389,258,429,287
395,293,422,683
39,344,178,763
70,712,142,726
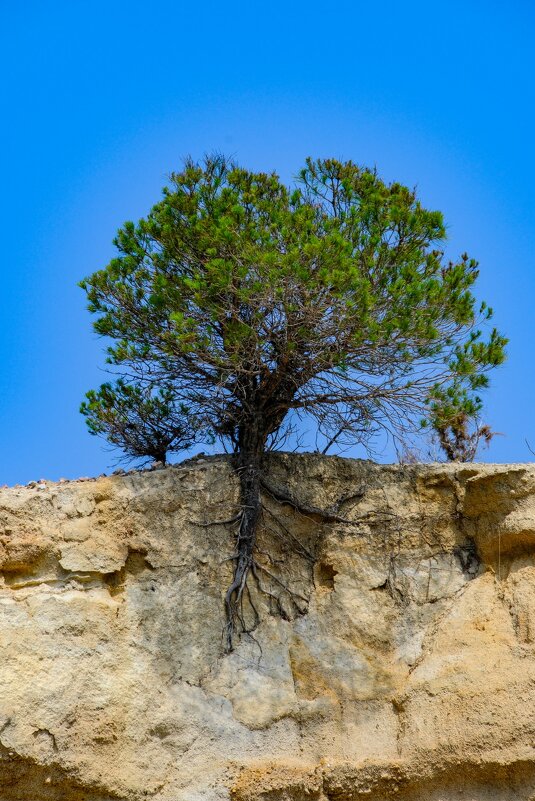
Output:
1,454,535,800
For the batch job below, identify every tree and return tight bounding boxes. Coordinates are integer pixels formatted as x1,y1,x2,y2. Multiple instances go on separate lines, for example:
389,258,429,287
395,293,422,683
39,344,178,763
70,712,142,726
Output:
80,380,200,465
80,155,506,648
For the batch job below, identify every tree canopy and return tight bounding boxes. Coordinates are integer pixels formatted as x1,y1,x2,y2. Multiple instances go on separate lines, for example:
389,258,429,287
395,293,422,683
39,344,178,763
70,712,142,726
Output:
80,155,506,647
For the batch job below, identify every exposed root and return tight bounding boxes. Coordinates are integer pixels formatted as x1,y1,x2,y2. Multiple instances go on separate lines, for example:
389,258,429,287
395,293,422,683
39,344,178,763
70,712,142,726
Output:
261,477,394,527
254,561,309,605
190,512,243,527
222,471,393,652
251,561,308,619
260,477,351,523
262,504,316,561
251,562,290,619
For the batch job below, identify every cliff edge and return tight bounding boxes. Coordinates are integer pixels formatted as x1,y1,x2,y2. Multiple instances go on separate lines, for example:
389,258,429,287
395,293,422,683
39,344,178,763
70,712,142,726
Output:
1,454,535,800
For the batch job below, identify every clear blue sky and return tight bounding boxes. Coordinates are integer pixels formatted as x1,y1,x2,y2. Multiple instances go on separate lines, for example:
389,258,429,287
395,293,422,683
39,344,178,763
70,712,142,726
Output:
1,1,534,484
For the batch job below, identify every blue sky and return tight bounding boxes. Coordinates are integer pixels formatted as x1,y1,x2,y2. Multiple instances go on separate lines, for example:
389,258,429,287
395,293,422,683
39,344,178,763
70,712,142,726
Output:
1,0,534,483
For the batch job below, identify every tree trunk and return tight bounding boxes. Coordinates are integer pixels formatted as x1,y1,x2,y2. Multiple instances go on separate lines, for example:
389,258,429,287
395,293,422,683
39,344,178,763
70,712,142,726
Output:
224,425,264,651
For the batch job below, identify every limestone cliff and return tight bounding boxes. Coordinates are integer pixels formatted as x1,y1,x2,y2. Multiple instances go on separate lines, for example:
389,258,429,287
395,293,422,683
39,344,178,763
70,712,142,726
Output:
1,454,535,800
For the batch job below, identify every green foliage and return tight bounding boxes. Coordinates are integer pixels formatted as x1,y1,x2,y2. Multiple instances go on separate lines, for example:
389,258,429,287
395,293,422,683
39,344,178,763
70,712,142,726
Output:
80,154,507,460
80,380,202,464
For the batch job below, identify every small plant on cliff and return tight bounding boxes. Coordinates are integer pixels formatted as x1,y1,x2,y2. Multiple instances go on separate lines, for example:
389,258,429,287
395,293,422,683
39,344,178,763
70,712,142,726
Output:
80,155,506,649
427,397,495,462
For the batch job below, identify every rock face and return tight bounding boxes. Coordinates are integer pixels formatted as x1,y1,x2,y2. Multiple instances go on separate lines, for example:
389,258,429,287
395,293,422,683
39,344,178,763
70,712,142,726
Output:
2,454,535,800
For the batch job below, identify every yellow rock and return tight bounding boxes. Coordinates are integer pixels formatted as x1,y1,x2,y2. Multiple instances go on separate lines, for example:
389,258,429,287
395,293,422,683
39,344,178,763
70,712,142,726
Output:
0,454,535,799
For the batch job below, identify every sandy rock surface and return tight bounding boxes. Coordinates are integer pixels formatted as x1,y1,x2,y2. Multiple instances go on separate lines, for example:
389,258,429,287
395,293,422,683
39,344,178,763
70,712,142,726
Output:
1,454,535,800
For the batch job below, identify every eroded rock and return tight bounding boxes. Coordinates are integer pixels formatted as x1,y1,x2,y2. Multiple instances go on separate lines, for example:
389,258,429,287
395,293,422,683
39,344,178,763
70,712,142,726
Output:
1,455,535,800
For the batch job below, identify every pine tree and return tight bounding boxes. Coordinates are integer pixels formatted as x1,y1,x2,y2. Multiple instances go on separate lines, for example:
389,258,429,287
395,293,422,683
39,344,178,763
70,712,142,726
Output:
81,155,506,648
